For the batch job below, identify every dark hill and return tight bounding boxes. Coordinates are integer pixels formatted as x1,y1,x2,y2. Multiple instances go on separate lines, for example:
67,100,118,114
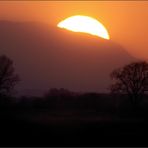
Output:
0,21,137,96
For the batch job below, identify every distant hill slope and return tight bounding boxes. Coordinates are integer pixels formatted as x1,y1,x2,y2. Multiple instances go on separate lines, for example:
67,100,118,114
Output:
0,21,137,96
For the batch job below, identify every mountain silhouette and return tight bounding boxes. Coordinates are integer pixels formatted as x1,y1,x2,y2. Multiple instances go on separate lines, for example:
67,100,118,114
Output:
0,21,137,96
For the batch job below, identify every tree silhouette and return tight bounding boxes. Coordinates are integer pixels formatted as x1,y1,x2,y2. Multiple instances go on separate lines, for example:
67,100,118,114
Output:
0,55,19,96
110,61,148,107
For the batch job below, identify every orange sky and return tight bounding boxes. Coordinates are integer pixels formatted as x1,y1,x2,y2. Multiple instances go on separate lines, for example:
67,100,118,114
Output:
0,1,148,60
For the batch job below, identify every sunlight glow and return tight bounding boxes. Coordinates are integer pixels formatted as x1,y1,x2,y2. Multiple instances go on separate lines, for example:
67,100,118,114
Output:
57,15,110,40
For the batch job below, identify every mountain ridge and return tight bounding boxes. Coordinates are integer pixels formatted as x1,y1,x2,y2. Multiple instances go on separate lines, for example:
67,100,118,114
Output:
0,21,137,96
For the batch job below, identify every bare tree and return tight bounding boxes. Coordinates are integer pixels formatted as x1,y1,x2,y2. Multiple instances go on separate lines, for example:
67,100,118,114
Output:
110,61,148,107
0,55,19,96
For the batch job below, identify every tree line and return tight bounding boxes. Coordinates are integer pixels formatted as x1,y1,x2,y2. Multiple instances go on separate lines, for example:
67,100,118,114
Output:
0,54,147,109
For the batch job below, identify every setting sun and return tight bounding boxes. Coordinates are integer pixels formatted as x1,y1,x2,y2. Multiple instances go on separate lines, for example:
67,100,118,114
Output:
57,15,110,40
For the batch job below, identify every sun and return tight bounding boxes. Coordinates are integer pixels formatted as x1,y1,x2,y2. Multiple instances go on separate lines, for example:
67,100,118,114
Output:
57,15,110,40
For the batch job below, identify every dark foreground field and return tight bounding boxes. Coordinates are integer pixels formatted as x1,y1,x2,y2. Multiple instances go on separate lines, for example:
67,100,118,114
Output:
0,111,148,147
0,93,148,146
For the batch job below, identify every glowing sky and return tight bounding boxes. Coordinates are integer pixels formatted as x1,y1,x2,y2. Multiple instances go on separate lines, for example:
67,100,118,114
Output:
0,1,148,60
